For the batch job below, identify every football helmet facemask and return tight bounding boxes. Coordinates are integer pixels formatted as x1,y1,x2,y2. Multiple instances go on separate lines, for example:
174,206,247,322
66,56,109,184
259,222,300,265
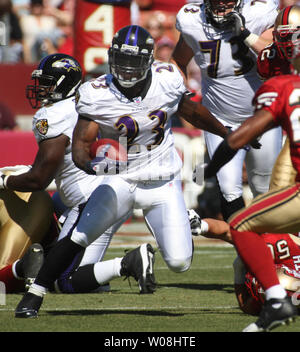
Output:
26,53,82,109
273,5,300,60
204,0,243,29
108,25,154,88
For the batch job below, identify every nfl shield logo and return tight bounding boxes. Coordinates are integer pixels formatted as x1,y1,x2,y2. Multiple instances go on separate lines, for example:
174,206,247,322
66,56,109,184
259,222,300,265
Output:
133,96,142,104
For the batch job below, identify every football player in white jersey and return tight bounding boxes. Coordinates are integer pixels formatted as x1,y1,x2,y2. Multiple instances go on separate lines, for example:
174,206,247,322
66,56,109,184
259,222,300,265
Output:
1,53,158,296
171,0,283,220
14,25,230,318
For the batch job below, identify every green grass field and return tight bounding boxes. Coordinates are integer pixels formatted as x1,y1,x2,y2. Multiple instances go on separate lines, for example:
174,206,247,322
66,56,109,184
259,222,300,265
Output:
1,245,299,334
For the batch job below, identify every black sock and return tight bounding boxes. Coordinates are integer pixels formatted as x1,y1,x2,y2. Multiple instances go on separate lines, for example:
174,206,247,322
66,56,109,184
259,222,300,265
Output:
35,236,84,289
69,265,100,293
220,195,245,221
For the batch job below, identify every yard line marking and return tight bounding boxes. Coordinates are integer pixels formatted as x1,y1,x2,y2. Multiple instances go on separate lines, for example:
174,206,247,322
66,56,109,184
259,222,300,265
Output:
109,244,233,249
0,305,238,312
110,250,235,256
155,265,233,270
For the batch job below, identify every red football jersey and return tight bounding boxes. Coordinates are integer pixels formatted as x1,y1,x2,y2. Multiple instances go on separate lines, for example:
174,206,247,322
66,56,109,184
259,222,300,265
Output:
253,74,300,181
262,233,300,270
244,233,300,307
257,42,291,80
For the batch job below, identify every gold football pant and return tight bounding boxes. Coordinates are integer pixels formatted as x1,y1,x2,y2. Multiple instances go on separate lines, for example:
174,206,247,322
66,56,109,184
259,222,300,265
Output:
229,137,299,232
0,189,54,270
269,137,297,190
230,183,300,234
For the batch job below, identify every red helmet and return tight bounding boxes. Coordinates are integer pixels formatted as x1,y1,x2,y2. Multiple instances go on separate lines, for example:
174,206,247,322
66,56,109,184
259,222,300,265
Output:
273,5,300,60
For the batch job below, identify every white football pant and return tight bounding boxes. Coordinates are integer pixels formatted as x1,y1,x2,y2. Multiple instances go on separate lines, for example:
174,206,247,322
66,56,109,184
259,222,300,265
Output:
204,126,282,202
70,176,193,273
58,205,130,266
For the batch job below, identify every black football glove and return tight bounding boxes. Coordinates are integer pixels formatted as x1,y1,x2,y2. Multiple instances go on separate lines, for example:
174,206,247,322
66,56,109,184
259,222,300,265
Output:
226,10,251,41
249,138,262,149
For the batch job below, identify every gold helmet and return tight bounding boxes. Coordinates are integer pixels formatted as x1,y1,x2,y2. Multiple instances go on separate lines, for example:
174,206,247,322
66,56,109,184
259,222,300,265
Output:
276,266,300,301
251,265,300,304
273,5,300,59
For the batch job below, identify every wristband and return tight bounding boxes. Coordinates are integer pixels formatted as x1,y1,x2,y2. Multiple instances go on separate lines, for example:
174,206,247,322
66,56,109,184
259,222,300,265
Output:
243,32,259,47
200,220,209,235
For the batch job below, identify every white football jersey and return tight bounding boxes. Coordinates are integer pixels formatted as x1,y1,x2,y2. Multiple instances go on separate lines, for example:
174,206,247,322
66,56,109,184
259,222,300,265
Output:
176,1,279,124
76,62,186,181
32,97,103,208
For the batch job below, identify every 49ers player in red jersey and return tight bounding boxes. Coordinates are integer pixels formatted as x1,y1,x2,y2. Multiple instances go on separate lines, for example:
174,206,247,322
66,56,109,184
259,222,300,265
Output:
234,7,300,317
257,6,300,191
240,233,300,316
186,5,300,330
188,209,300,316
189,6,300,319
200,15,300,330
256,5,296,80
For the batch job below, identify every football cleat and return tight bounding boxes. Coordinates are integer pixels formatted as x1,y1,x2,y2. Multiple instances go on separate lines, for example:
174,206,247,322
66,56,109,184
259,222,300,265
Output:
18,243,44,290
15,292,43,318
187,209,202,236
120,243,156,294
243,296,297,332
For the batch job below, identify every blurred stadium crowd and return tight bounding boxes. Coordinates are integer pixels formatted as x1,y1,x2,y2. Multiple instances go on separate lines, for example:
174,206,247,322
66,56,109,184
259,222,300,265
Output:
0,0,298,220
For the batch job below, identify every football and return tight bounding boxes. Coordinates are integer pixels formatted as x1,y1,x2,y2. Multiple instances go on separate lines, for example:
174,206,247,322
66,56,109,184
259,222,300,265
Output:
89,138,127,161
